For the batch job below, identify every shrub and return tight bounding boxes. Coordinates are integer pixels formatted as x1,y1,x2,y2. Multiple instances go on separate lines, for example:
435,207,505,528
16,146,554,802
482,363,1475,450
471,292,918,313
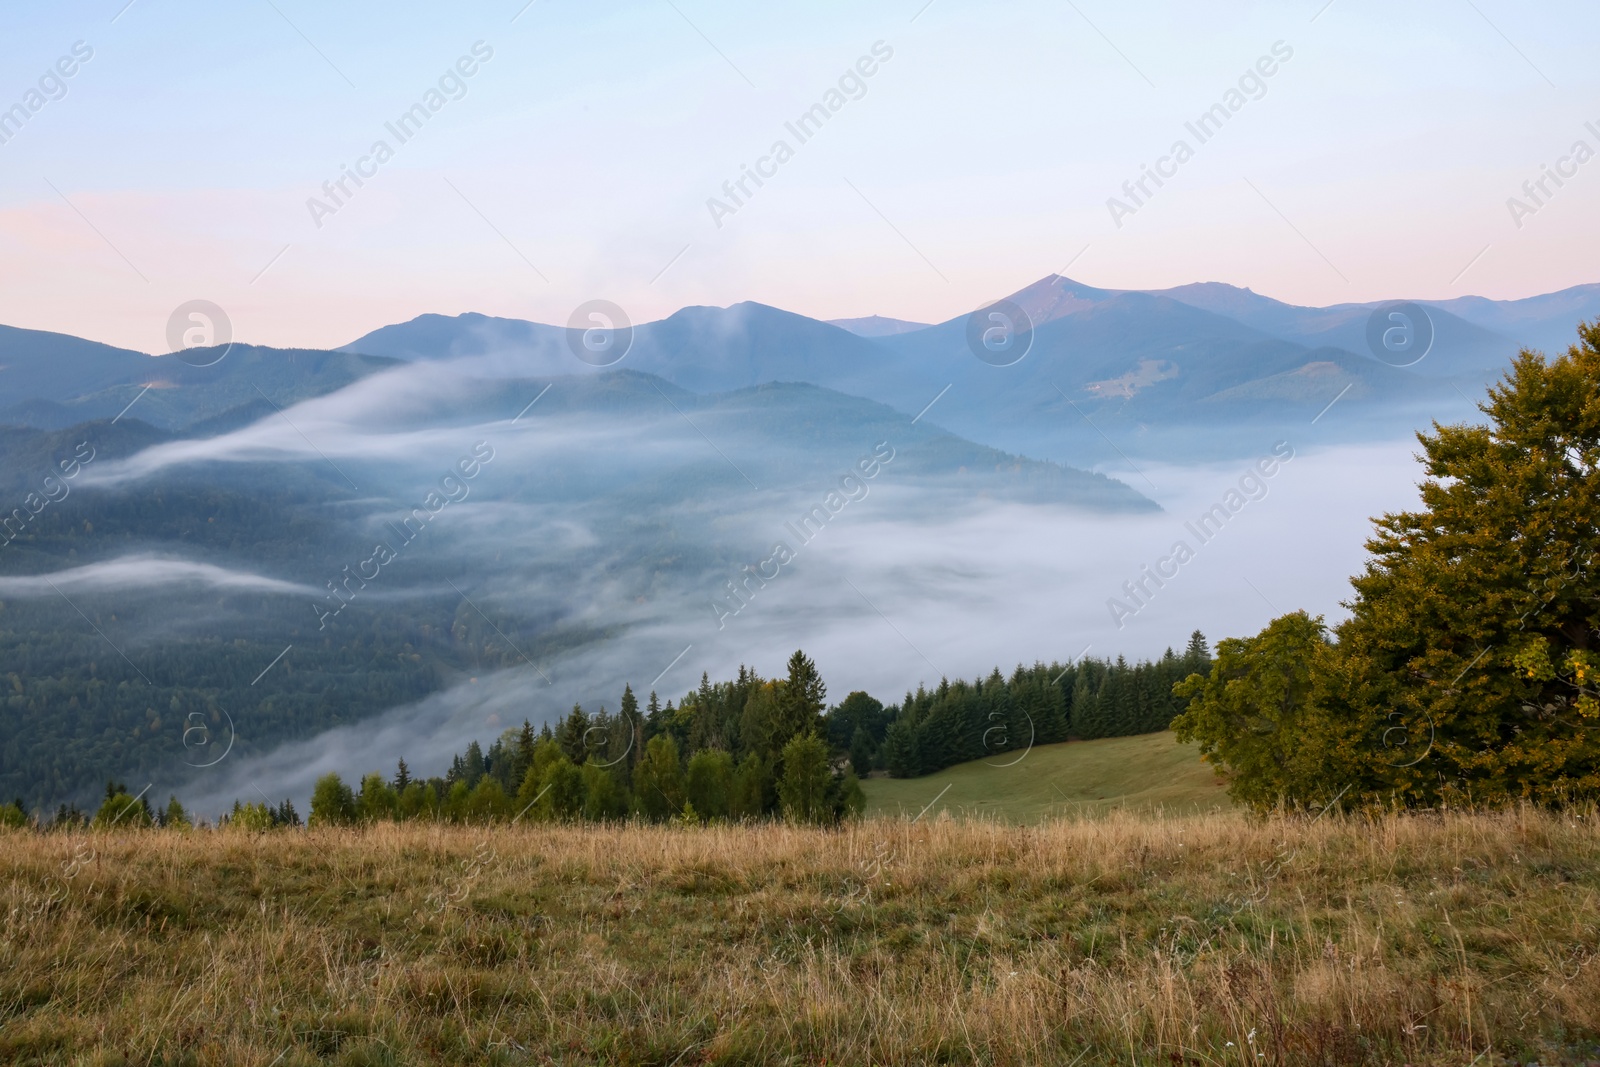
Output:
309,773,358,827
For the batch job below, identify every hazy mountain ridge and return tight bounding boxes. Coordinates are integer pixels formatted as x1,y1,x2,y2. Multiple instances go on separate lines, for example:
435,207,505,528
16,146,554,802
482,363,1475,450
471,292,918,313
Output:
0,339,400,432
4,273,1587,465
328,274,1577,461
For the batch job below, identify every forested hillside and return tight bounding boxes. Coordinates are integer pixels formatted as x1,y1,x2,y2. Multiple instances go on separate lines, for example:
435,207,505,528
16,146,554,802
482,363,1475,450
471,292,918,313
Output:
79,637,1210,832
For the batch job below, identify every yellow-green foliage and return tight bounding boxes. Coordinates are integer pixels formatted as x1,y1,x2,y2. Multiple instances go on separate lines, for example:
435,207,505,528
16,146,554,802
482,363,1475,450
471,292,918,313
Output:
89,792,150,830
3,809,1599,1065
226,801,275,832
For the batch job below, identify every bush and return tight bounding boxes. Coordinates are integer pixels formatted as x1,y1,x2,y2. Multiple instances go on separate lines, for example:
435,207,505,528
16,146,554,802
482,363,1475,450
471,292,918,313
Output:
685,749,734,821
91,792,151,830
632,736,684,821
309,773,358,827
358,773,399,821
777,734,833,825
228,801,275,832
730,753,774,819
581,763,629,821
534,756,585,821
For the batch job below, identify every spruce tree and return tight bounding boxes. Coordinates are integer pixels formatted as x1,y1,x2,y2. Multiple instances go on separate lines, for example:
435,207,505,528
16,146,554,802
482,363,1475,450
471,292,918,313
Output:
461,742,486,788
739,681,784,759
557,705,590,764
881,718,919,778
163,795,191,829
516,720,536,777
618,685,642,771
1036,670,1070,743
646,690,663,736
777,650,827,745
1071,664,1101,739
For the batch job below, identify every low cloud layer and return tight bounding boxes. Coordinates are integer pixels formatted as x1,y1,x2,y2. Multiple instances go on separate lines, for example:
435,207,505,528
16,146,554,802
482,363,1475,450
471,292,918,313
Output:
180,437,1426,818
0,555,317,599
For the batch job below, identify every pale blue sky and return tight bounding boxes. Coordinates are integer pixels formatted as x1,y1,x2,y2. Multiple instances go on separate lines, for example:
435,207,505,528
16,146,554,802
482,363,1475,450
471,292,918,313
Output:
1,0,1596,351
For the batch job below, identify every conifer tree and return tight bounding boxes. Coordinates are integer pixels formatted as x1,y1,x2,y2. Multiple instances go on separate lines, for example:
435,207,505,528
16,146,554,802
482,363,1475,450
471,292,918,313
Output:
646,690,662,734
461,741,486,788
557,705,590,764
273,799,302,828
777,650,827,745
163,795,191,829
618,685,642,772
516,720,536,776
882,718,918,778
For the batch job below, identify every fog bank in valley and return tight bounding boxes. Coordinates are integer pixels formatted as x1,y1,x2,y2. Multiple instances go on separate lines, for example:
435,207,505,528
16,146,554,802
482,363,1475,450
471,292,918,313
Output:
181,436,1425,817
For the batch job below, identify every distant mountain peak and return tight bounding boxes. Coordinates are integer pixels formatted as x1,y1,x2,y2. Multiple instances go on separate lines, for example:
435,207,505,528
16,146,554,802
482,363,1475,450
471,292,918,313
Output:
972,274,1116,329
827,315,931,338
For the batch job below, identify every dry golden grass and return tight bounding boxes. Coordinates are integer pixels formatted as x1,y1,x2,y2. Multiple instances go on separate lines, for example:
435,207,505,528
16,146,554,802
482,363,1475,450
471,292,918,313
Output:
3,807,1600,1065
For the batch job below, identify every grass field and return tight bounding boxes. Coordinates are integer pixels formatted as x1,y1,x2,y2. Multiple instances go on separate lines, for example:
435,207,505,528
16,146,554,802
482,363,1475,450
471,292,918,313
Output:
860,731,1233,822
6,806,1600,1066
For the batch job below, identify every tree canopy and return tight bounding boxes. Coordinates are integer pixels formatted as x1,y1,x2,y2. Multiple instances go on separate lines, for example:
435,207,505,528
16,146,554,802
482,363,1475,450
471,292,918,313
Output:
1176,330,1600,809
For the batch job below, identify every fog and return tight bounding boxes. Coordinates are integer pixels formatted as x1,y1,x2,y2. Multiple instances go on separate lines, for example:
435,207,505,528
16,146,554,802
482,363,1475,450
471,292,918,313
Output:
23,349,1444,815
0,555,319,598
177,435,1428,819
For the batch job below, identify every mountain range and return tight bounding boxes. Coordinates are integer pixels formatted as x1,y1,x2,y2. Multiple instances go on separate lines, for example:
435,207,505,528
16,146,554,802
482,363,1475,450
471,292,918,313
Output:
1,273,1593,810
6,274,1589,464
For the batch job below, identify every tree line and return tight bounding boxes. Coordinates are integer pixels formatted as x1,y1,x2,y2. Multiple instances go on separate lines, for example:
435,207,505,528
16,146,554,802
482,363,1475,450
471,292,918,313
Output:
4,635,1215,830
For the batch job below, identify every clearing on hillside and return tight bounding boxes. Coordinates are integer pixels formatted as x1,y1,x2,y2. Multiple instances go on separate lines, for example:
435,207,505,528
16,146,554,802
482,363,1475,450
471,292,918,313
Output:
859,730,1231,821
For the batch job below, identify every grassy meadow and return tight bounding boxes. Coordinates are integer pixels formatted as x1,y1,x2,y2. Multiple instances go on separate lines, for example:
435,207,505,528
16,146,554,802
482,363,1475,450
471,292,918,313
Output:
5,801,1600,1065
859,732,1233,821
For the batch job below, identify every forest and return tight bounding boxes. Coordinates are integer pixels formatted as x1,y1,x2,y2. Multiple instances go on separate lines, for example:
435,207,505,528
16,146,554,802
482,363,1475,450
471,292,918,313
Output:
14,637,1213,829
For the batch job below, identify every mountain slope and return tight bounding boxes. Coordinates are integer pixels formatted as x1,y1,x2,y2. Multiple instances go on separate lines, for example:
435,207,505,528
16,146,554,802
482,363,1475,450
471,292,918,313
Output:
0,337,400,433
0,324,151,404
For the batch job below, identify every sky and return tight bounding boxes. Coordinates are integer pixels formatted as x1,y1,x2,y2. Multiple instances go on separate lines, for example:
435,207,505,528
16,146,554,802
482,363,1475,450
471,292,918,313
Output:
1,0,1596,353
